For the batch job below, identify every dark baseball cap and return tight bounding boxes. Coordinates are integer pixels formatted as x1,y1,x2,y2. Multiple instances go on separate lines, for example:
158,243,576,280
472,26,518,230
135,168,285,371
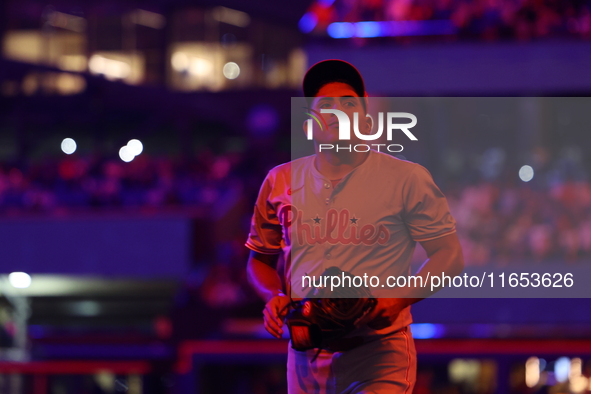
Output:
303,59,366,98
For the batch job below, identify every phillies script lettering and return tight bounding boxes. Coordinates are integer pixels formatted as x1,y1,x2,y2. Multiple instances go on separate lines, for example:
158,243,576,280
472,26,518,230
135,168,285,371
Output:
278,205,390,246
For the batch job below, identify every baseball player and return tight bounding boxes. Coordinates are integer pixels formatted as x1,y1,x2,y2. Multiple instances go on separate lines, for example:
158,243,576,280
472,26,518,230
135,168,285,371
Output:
246,59,464,393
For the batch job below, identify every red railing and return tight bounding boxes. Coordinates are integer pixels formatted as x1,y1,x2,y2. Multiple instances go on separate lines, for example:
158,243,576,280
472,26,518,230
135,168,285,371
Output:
0,360,152,394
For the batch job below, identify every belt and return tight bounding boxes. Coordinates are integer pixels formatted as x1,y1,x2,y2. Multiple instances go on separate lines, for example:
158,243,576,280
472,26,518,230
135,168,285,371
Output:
325,336,365,352
324,326,407,352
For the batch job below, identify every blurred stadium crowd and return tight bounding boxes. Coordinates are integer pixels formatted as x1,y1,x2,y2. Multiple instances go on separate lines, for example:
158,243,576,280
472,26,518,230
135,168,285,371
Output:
310,0,591,40
1,147,590,265
0,153,243,211
450,178,591,265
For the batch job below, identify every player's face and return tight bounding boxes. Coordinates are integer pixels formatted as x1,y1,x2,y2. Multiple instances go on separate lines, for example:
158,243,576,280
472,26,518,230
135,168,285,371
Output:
307,82,371,145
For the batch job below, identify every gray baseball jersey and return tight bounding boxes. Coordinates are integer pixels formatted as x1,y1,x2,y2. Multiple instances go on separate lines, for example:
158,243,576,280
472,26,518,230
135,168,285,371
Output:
246,149,456,336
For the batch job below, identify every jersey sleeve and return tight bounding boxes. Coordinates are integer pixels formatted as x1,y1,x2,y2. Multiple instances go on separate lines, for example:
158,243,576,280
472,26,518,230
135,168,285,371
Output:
402,165,456,242
245,172,283,254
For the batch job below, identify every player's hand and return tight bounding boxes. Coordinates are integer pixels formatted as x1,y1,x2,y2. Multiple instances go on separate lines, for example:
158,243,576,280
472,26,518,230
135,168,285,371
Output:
358,298,410,330
263,294,290,339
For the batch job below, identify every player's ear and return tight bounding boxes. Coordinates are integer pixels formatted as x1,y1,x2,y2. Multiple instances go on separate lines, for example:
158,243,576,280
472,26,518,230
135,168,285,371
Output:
302,118,310,138
302,117,318,141
303,99,316,138
363,112,373,135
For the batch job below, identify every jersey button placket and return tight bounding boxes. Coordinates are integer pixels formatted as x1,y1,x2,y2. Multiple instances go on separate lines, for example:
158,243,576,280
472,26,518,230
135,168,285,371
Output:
325,181,336,268
324,181,331,205
320,179,332,270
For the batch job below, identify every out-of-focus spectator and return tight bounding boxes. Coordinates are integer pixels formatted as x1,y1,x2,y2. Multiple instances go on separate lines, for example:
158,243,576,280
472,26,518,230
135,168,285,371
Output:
2,145,591,265
311,0,591,41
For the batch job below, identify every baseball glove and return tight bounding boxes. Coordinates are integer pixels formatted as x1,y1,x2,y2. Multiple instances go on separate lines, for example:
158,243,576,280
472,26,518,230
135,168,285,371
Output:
284,266,377,355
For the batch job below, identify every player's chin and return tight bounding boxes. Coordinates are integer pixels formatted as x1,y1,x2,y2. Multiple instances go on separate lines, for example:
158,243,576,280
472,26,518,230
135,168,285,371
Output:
314,131,340,145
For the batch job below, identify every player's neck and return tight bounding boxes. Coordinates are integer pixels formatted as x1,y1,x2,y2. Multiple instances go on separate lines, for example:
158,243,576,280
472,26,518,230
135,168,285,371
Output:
313,150,370,180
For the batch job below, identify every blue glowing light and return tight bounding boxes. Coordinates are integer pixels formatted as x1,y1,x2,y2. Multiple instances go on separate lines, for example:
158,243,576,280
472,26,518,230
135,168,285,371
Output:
410,323,445,339
355,22,382,38
327,20,456,38
327,22,355,38
299,12,318,33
